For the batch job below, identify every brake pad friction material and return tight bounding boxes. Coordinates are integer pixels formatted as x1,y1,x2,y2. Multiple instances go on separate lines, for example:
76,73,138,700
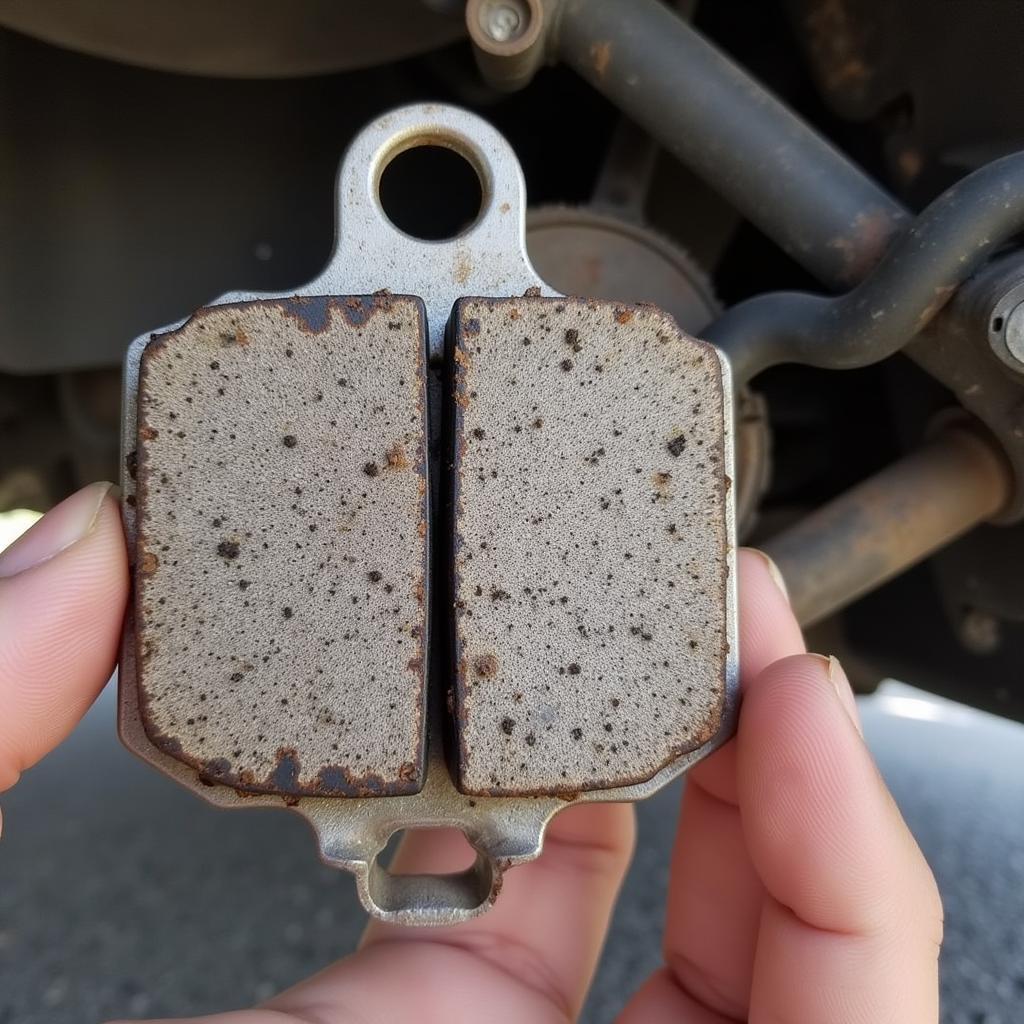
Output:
450,297,730,796
133,295,429,797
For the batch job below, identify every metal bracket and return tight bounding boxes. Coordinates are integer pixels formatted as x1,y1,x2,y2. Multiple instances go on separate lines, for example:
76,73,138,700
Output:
120,104,738,925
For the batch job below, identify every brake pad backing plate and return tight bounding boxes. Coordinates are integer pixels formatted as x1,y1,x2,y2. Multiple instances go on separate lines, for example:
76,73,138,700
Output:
118,103,738,925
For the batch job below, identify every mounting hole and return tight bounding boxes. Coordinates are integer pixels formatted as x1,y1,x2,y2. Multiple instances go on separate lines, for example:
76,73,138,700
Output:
378,143,484,242
379,827,478,874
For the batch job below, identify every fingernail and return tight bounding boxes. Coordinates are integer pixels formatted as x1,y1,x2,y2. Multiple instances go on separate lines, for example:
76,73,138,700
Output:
0,482,115,578
741,547,790,604
820,653,863,735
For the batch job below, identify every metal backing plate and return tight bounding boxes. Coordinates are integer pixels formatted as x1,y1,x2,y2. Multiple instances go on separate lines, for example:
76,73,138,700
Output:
450,297,730,795
132,294,429,797
119,104,739,924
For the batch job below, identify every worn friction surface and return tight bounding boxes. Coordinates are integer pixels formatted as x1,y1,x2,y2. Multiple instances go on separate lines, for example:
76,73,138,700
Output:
451,297,729,796
133,295,428,797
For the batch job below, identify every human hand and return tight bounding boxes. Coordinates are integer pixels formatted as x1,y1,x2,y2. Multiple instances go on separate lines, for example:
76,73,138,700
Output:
0,484,942,1022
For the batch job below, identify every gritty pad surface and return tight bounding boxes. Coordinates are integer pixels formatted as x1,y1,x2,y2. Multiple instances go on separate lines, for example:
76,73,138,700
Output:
451,297,729,795
133,295,428,797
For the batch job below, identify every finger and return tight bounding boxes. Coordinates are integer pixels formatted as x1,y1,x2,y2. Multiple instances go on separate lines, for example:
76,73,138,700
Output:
0,483,128,810
123,805,633,1024
740,654,942,1023
351,802,634,1021
619,547,804,1023
687,547,805,804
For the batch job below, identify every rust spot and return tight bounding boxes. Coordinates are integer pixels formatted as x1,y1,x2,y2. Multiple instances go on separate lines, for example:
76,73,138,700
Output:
219,325,249,346
803,0,873,98
385,443,409,470
614,307,633,324
827,206,901,284
591,40,612,77
140,426,159,442
454,251,472,285
474,653,499,678
139,550,159,575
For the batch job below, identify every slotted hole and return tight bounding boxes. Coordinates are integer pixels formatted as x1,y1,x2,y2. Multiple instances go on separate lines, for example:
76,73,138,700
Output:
379,827,479,875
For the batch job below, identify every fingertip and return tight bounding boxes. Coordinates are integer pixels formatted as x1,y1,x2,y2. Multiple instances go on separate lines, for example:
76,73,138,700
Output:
737,548,805,683
688,549,805,804
0,489,128,789
737,652,938,937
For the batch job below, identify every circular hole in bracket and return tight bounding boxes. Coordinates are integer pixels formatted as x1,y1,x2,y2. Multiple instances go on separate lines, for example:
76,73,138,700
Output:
378,142,485,242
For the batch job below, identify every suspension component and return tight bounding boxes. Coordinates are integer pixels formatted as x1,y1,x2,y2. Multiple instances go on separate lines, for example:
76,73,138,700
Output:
763,428,1010,628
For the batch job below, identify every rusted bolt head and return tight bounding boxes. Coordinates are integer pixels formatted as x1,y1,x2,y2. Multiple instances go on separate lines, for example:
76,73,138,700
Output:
479,0,528,43
467,0,542,54
1002,300,1024,367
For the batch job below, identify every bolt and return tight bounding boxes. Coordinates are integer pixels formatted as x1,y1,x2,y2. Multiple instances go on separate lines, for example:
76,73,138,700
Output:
481,0,527,42
1003,300,1024,366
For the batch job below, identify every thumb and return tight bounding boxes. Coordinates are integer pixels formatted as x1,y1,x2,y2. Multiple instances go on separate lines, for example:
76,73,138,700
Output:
0,483,128,813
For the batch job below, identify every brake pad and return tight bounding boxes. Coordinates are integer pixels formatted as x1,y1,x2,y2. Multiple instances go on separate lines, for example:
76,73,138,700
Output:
131,295,429,797
449,297,729,796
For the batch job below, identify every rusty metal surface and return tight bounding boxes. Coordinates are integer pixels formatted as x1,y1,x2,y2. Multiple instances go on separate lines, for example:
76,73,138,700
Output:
764,428,1012,628
119,104,739,924
450,297,731,795
132,295,430,797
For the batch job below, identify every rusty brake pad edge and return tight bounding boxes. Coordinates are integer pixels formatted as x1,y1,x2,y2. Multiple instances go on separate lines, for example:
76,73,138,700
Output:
448,297,731,797
131,294,430,798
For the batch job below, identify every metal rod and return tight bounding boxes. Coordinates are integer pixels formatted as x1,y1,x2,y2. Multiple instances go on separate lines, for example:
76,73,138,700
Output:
554,0,907,291
762,430,1011,628
706,152,1024,385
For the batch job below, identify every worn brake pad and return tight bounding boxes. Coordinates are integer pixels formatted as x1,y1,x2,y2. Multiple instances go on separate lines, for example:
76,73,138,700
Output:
132,295,429,797
128,294,731,802
449,297,730,796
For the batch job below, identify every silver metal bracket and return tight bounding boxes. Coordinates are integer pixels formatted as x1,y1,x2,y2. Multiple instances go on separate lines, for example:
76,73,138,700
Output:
120,104,738,925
